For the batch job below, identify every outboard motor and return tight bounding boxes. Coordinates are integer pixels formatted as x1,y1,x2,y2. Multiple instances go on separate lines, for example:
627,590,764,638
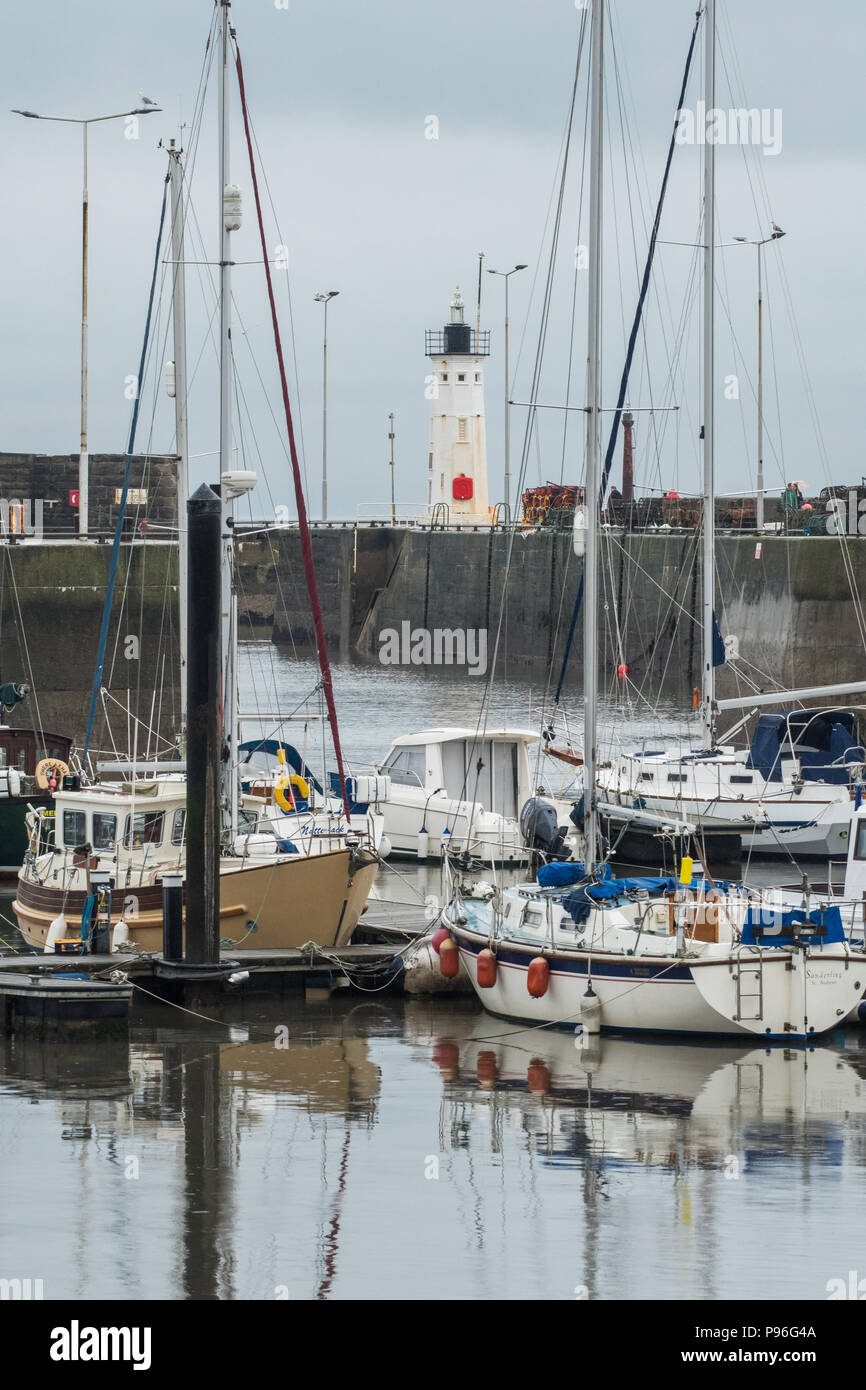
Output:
520,797,569,860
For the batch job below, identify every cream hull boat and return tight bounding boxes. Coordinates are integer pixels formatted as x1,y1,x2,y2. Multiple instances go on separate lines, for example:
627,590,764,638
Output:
14,847,377,953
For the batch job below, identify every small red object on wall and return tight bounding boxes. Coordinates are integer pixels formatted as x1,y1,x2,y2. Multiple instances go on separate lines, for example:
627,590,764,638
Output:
452,474,474,501
69,490,79,507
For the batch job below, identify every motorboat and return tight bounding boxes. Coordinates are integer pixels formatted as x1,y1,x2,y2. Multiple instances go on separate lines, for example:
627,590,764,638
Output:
375,727,538,863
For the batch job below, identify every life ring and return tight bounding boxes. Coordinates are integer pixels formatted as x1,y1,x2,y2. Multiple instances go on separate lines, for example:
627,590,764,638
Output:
35,757,70,792
275,772,310,813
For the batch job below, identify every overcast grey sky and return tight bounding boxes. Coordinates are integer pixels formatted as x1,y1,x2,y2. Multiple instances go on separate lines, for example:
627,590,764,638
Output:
3,0,864,517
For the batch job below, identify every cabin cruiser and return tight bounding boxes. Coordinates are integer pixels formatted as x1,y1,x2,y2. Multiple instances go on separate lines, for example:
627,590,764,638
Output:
596,709,864,858
14,753,380,953
375,728,538,863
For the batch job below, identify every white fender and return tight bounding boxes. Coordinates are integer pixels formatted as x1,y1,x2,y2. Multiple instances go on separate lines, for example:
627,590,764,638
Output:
43,915,68,953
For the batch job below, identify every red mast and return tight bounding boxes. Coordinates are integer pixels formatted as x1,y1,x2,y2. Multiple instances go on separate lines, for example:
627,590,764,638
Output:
233,37,351,817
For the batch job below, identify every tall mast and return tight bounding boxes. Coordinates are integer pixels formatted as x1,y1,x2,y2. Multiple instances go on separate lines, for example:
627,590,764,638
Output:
218,0,238,835
168,140,189,733
700,0,716,748
583,0,604,864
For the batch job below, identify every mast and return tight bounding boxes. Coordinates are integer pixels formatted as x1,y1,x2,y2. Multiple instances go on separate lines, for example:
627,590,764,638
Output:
218,0,238,836
168,140,189,733
583,0,604,864
700,0,716,748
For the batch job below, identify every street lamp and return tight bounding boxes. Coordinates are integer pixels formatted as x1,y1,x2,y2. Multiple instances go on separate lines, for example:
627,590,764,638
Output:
388,413,396,525
487,263,528,518
731,225,785,531
314,290,339,522
12,104,161,539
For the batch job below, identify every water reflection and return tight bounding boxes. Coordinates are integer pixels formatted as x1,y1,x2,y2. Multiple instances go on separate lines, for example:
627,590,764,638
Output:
0,998,865,1299
424,1014,866,1172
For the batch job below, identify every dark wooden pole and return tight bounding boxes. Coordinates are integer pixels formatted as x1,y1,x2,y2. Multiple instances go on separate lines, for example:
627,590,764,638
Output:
185,483,221,965
162,873,184,962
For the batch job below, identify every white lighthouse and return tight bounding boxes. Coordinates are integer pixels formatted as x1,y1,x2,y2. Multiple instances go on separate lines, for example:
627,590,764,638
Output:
426,287,491,523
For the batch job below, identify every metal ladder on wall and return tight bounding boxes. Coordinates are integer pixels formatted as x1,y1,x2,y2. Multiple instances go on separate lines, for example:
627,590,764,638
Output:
734,948,764,1022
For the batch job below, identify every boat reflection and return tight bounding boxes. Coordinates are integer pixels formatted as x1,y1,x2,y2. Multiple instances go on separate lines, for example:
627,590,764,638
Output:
416,1005,866,1174
0,1009,382,1300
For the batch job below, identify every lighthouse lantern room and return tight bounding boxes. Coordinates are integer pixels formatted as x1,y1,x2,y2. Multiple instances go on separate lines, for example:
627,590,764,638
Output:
425,287,491,523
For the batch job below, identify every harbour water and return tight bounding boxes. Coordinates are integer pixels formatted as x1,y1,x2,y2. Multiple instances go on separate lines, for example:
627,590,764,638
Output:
0,648,863,1301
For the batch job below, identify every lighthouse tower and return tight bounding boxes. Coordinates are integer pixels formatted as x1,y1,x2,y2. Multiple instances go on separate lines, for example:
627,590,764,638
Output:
425,287,491,522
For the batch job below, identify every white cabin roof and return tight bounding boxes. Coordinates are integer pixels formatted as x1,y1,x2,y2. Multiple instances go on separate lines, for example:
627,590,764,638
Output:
54,778,186,810
389,727,538,749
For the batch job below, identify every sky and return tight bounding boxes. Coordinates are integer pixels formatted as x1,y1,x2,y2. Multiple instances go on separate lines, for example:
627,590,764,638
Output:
2,0,865,520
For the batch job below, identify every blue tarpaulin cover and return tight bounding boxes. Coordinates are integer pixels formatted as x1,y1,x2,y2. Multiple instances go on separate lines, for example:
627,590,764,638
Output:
741,904,845,947
747,711,861,785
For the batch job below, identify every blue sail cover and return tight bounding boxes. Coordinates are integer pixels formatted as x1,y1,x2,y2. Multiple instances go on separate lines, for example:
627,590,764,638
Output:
560,874,706,924
537,861,612,888
746,710,861,785
741,904,845,947
238,739,324,795
712,614,726,667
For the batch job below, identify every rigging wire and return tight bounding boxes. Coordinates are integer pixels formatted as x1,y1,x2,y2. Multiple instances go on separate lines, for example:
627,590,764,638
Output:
82,177,169,763
233,32,352,817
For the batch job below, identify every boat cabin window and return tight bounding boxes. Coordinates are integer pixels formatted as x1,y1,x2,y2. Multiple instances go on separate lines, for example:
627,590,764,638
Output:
383,748,426,788
124,810,165,848
639,773,654,782
667,774,686,783
62,809,87,847
93,812,117,850
854,819,866,861
730,775,753,785
171,809,186,845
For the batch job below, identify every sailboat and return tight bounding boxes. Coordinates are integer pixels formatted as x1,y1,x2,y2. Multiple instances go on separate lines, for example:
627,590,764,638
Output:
596,700,865,860
13,1,378,953
585,25,866,863
446,0,866,1039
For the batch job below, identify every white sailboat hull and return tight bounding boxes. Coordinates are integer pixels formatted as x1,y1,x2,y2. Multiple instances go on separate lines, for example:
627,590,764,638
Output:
452,927,865,1040
597,753,854,858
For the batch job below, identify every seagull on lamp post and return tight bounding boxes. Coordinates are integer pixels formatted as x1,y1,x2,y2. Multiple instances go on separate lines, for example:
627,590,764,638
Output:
138,91,159,108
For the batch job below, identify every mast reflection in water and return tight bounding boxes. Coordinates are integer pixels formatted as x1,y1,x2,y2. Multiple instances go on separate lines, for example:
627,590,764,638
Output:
1,995,866,1300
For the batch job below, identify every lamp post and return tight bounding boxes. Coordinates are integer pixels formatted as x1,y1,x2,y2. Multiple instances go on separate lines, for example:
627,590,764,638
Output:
487,263,527,518
314,290,339,521
12,104,161,539
732,226,785,531
388,413,396,525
